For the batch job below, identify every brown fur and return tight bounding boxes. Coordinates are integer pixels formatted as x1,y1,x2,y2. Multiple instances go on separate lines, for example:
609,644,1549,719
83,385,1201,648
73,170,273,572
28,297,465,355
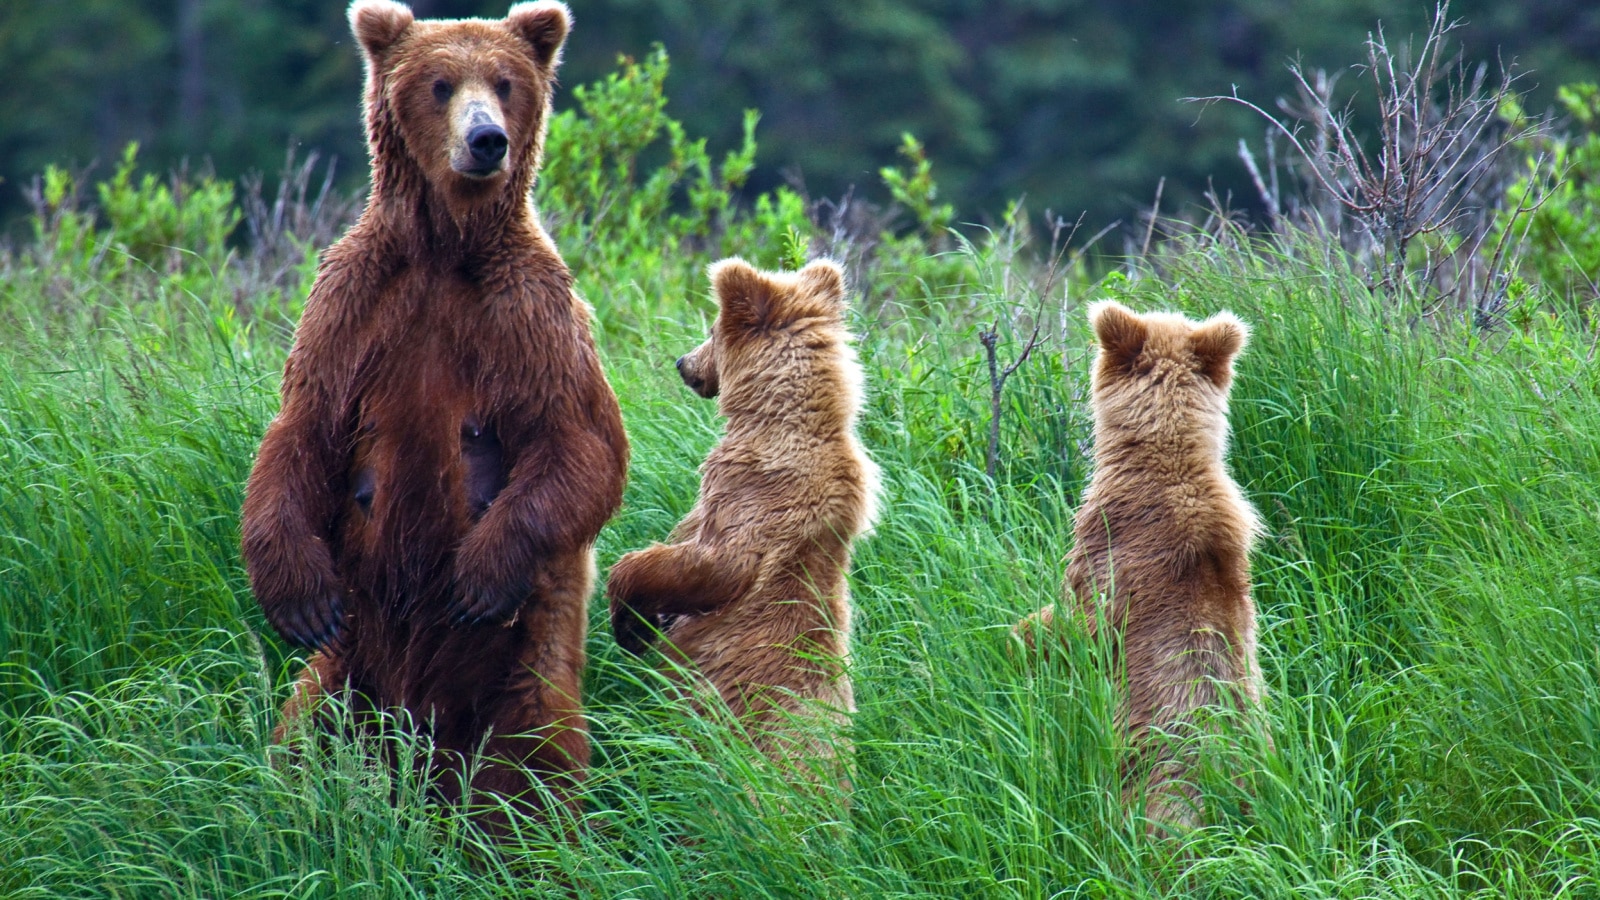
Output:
241,0,627,825
607,258,880,770
1015,300,1264,831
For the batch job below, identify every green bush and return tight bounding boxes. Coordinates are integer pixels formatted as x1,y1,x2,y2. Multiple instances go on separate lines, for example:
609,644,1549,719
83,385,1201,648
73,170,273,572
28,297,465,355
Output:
1497,83,1600,309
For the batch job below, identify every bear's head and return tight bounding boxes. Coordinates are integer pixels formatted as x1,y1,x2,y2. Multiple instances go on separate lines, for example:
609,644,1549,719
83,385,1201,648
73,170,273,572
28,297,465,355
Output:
349,0,569,215
676,258,859,420
1087,300,1249,449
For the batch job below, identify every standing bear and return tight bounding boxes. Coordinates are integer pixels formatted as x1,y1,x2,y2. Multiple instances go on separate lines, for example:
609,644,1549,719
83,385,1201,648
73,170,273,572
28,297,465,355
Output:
1015,301,1265,831
607,259,880,773
241,0,627,824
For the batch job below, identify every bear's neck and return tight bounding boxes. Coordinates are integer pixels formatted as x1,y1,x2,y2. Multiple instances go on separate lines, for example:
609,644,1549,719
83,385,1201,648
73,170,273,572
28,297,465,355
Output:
1094,423,1225,474
366,175,535,264
720,369,857,438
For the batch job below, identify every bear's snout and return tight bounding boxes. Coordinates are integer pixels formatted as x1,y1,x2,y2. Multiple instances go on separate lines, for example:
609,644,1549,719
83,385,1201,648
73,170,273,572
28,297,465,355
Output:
449,95,510,178
675,356,703,394
467,123,508,169
676,356,717,398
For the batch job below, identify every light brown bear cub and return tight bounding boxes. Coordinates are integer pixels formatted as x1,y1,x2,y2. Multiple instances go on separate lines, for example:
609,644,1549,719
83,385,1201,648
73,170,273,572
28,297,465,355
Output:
608,258,880,768
1016,300,1264,831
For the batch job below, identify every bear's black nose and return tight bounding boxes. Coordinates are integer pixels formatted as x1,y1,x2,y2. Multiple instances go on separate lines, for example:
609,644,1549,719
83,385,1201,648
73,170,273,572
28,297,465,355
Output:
675,356,687,372
467,124,508,167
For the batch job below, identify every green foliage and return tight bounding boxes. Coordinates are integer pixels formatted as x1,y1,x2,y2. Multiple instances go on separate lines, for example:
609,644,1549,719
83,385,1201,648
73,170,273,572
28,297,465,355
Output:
97,143,241,273
28,143,240,280
881,133,955,238
540,48,756,246
537,48,807,326
1497,83,1600,307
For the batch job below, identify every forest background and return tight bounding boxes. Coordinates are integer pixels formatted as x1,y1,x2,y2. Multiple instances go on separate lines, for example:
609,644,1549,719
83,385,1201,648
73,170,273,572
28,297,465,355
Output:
3,0,1598,234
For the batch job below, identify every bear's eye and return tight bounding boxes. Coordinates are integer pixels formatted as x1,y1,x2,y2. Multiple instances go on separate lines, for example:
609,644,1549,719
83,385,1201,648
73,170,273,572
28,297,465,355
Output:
495,78,512,101
432,79,454,104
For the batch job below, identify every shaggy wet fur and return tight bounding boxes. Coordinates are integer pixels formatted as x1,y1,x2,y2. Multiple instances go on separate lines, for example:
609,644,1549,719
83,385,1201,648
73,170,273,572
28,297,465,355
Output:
242,0,627,826
607,259,880,771
1016,300,1264,831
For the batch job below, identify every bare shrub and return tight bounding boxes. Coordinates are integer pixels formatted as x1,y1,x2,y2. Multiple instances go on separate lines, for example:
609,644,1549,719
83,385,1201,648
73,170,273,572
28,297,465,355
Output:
1195,3,1551,322
236,148,363,304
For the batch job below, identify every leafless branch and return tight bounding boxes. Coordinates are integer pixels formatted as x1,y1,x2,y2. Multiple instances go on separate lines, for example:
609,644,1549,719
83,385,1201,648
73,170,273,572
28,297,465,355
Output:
1187,2,1550,315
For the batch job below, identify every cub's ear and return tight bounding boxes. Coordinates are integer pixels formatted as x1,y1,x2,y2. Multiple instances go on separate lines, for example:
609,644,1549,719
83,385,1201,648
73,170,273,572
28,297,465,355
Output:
506,1,571,70
1090,300,1148,371
797,259,847,312
349,0,414,61
1190,311,1249,386
710,257,773,333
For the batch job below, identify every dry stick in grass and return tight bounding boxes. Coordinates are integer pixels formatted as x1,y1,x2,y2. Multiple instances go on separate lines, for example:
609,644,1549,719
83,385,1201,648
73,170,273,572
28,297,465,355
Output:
978,213,1119,484
1140,176,1165,259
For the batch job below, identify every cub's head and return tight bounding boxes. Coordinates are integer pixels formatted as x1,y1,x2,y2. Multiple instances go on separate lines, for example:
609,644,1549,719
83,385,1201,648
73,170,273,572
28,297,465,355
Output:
349,0,569,207
1087,300,1249,441
676,258,856,415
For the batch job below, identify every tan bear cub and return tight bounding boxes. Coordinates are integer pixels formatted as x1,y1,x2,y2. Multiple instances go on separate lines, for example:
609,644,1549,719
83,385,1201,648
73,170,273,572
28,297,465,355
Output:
242,0,628,829
1016,300,1264,831
607,258,880,769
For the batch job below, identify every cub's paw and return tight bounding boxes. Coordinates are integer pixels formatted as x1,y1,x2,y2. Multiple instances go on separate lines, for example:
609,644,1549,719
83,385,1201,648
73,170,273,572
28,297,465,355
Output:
1009,605,1059,654
609,598,660,656
606,553,660,655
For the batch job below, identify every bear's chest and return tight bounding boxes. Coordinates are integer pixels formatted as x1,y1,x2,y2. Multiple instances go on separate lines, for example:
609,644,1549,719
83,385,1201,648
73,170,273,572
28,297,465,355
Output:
335,284,533,540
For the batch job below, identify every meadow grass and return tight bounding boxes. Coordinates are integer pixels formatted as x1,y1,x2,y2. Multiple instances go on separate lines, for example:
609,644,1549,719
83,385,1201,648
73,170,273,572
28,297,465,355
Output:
1,215,1597,898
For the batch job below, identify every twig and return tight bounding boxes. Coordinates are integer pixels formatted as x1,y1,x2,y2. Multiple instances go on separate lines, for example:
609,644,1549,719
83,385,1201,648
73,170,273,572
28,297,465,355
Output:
1140,176,1165,259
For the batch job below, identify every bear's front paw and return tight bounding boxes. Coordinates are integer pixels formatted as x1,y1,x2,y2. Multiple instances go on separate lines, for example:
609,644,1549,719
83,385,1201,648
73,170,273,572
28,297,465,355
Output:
606,554,660,654
610,598,660,656
450,566,529,627
266,589,346,651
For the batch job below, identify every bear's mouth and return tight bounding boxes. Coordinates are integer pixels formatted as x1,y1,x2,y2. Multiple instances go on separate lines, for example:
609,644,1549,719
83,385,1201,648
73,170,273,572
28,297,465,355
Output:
454,163,506,180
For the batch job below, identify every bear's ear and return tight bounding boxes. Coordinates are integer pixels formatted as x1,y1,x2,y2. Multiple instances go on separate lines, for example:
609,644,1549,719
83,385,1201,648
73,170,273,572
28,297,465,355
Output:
1090,300,1148,372
506,1,571,70
1189,311,1249,386
798,259,847,314
349,0,414,61
711,257,774,333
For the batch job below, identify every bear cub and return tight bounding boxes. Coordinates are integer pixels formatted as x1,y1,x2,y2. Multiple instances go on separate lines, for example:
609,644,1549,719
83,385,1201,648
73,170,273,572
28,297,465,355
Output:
1016,300,1265,831
608,258,880,770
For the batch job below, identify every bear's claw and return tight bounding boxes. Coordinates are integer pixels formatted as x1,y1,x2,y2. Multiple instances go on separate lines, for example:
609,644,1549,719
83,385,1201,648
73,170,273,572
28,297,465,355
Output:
448,572,526,627
272,592,344,651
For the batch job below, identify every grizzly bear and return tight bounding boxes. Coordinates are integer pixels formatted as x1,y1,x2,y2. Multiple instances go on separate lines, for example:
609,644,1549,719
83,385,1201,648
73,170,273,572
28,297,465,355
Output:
241,0,627,824
1015,300,1264,832
606,258,879,772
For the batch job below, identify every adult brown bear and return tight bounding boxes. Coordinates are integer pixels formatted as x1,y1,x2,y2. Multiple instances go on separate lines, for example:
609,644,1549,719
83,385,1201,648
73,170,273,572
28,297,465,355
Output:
241,0,627,826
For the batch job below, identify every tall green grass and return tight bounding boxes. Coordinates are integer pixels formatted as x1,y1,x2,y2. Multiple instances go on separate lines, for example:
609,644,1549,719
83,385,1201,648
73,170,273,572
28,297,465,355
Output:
3,223,1597,897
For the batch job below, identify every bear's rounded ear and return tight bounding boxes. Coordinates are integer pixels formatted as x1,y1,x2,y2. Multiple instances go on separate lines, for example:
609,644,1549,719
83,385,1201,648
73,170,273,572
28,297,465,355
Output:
798,259,847,311
1189,310,1249,386
1090,300,1148,371
349,0,414,62
506,1,571,70
710,257,773,333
